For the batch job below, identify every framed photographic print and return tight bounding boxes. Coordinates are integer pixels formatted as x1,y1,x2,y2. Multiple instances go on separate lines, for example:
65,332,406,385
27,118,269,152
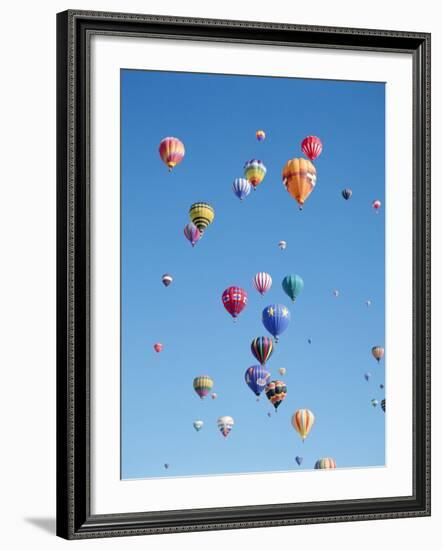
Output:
56,10,431,539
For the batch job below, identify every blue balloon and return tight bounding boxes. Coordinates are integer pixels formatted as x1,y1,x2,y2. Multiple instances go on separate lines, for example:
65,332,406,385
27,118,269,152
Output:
262,304,291,343
232,178,251,201
295,456,303,466
245,365,271,397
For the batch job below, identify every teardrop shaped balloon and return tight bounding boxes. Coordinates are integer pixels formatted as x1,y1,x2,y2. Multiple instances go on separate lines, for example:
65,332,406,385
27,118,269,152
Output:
244,159,267,189
265,380,287,410
193,375,214,399
184,222,201,247
211,393,218,400
159,137,185,171
162,273,173,287
217,416,234,438
372,346,384,362
222,286,248,320
250,336,273,365
291,409,315,441
164,463,170,469
364,372,371,382
372,199,382,211
245,365,271,397
256,130,266,141
333,289,340,297
295,456,303,466
189,202,215,234
301,136,323,161
371,398,378,407
342,188,352,200
253,272,272,296
262,304,291,343
314,458,336,470
193,420,204,432
282,274,304,302
278,367,286,376
278,240,287,251
282,158,317,208
232,178,251,201
153,343,163,353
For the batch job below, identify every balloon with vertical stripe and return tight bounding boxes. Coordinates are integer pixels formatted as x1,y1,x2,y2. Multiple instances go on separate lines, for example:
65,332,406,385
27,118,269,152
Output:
250,336,274,365
314,458,336,469
158,137,185,171
291,409,315,441
253,272,272,296
217,416,234,438
232,178,251,201
301,135,323,161
244,159,267,189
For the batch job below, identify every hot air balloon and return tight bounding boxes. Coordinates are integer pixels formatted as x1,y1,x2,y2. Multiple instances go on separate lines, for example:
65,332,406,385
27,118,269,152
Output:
193,376,214,399
256,130,266,141
158,137,185,171
364,372,371,382
342,188,352,200
278,367,286,376
265,380,287,410
365,300,372,307
301,135,323,161
189,202,215,234
295,456,303,466
371,398,378,407
291,409,315,442
161,273,173,287
333,289,340,297
381,399,386,412
372,346,385,362
278,240,287,251
193,420,204,432
372,199,382,212
232,178,251,201
211,393,218,400
307,338,312,344
253,272,272,296
267,412,272,418
183,222,201,247
282,274,304,302
245,365,271,397
244,159,267,189
262,304,291,343
217,416,234,438
153,343,163,353
164,463,170,470
282,158,317,209
380,384,384,389
250,336,274,365
314,458,336,470
222,286,248,320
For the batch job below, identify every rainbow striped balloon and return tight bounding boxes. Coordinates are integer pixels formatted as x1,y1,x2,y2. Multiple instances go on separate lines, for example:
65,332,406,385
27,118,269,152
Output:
193,375,214,399
291,409,315,441
314,458,336,470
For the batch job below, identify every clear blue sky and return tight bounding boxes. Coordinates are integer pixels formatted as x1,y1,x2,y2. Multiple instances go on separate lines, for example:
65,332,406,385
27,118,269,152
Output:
121,69,385,479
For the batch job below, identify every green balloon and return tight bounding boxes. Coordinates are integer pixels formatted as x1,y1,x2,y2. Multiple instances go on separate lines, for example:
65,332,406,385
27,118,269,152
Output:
282,274,304,302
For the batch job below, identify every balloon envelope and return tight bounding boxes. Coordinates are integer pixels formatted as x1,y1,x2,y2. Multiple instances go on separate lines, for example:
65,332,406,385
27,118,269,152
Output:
250,336,274,365
222,286,248,319
342,188,352,200
314,458,336,470
292,409,315,441
193,420,204,432
189,202,215,233
262,304,291,342
372,346,385,362
301,135,323,161
282,274,304,302
153,343,163,353
184,223,201,247
282,158,317,208
193,375,214,399
162,273,173,287
159,137,185,171
295,456,303,466
245,365,271,397
217,416,234,438
278,240,287,250
265,380,287,410
256,130,266,141
253,272,272,295
244,159,267,189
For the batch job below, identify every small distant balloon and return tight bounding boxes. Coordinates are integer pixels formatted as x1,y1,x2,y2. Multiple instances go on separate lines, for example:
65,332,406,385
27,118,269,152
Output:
365,300,372,307
256,130,266,141
301,136,323,161
193,420,204,432
217,416,234,438
184,222,201,247
278,240,287,251
292,409,315,442
253,272,272,296
307,338,312,344
380,384,384,389
372,346,385,362
211,393,218,400
153,343,163,353
278,367,286,376
164,463,170,470
295,456,303,466
244,159,267,189
371,399,378,407
372,199,382,212
232,178,251,201
342,188,352,200
159,136,185,171
267,412,272,418
162,273,173,287
364,372,371,381
333,289,340,297
381,399,386,412
314,458,336,470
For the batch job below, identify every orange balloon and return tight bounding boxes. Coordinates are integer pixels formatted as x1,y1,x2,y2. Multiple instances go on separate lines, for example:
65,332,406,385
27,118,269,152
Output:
282,158,317,208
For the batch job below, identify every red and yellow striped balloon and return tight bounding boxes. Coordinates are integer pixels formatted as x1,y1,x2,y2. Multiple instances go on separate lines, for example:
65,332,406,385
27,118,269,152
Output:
291,408,315,441
158,137,185,171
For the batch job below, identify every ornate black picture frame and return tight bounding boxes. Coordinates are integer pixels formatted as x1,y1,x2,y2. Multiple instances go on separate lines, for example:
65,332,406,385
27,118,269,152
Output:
56,9,430,539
